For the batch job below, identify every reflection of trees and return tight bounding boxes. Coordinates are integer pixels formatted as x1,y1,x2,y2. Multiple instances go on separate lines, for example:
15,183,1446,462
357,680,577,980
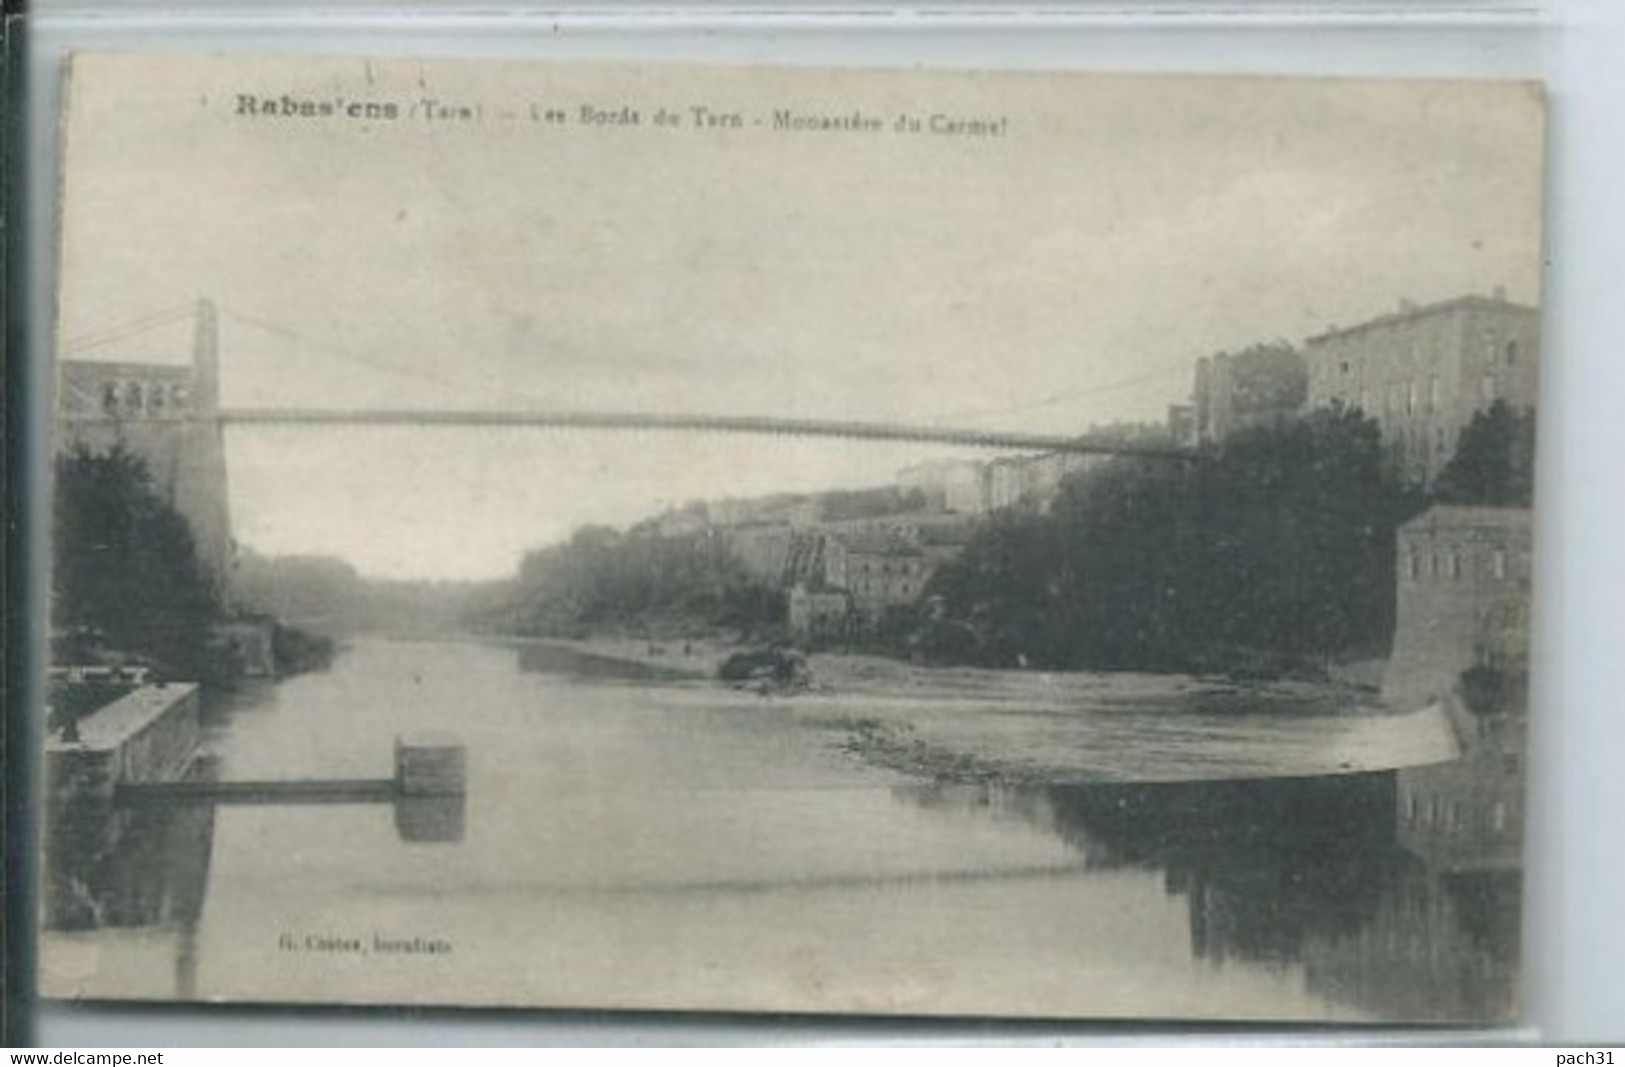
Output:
915,773,1521,1022
1039,776,1400,966
516,641,694,682
1298,863,1520,1023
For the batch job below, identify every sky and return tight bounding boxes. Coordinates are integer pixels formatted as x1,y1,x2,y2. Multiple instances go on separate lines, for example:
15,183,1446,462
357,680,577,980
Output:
55,55,1545,579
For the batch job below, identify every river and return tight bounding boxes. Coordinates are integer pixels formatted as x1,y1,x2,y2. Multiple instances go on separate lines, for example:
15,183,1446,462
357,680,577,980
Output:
40,637,1521,1023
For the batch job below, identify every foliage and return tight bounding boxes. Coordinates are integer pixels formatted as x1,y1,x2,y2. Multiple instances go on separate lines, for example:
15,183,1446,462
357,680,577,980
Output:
923,508,1066,666
270,622,337,676
925,408,1408,674
1222,342,1308,417
233,549,507,637
505,526,784,639
1434,401,1536,507
1186,407,1397,663
817,486,930,522
53,445,223,677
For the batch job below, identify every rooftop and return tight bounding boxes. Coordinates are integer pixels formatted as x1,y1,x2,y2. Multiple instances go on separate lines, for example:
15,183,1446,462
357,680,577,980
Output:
1306,293,1538,346
1399,504,1533,532
60,358,193,378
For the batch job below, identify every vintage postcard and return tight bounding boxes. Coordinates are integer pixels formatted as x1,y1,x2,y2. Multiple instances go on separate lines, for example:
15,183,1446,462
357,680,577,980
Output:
43,53,1543,1022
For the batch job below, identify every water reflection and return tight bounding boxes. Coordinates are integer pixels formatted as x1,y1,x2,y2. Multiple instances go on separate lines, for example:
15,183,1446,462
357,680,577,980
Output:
45,755,218,933
890,775,1520,1022
42,639,1522,1021
517,640,700,683
394,795,466,844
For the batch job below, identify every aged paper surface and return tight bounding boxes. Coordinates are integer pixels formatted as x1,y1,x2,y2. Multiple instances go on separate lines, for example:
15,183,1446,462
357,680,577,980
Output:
45,53,1543,1021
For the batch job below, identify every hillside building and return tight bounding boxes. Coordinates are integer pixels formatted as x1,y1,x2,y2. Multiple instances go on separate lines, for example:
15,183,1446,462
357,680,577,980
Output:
1193,343,1308,445
1304,292,1539,483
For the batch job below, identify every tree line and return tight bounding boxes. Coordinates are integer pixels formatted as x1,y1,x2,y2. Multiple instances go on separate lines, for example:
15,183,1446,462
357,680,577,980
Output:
918,401,1534,676
53,445,225,678
485,524,784,640
52,444,336,684
479,401,1534,676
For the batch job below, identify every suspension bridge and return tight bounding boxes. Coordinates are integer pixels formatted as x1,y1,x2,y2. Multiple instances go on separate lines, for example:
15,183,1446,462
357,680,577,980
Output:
58,300,1196,460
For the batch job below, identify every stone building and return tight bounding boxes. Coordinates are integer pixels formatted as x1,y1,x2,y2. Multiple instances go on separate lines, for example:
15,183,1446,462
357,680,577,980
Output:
1193,343,1308,445
1304,292,1539,483
1395,712,1525,874
823,529,932,619
1383,505,1532,710
786,584,850,641
908,451,1100,517
1015,451,1099,511
897,458,990,515
986,457,1025,512
1166,403,1197,448
1383,505,1531,877
55,301,234,593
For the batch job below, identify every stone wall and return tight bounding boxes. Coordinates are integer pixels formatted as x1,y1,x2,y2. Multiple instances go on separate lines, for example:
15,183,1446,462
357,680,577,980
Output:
1382,505,1532,711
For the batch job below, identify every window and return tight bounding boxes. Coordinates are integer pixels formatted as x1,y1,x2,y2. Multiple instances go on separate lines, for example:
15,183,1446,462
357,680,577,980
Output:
1493,549,1507,580
123,381,142,415
1450,552,1462,579
1406,379,1417,415
1481,373,1499,403
1340,360,1350,375
1492,802,1508,834
1506,341,1518,366
102,383,119,414
1428,375,1440,410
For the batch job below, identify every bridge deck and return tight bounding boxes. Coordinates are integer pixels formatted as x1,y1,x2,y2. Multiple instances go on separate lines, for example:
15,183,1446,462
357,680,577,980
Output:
218,408,1195,458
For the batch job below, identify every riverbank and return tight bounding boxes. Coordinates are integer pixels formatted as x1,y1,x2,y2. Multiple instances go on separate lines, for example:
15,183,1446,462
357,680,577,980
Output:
507,634,1380,712
501,634,1455,786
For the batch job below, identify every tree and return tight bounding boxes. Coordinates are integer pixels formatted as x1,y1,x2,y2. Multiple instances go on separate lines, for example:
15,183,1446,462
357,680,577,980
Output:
503,524,782,638
926,509,1062,666
1047,456,1192,669
925,407,1408,676
53,445,222,676
1434,401,1536,507
1189,407,1398,664
1226,342,1309,419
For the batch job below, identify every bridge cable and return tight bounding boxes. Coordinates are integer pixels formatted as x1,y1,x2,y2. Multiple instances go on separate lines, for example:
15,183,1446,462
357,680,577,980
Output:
60,303,198,355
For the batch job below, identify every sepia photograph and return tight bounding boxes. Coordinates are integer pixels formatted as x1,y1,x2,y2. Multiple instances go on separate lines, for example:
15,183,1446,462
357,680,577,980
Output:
41,53,1544,1023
